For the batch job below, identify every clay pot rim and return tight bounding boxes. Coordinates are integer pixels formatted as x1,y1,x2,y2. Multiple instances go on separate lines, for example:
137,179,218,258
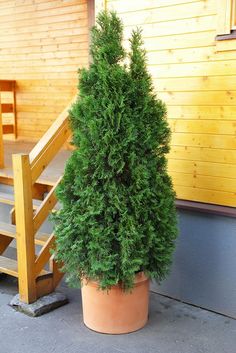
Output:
81,271,149,290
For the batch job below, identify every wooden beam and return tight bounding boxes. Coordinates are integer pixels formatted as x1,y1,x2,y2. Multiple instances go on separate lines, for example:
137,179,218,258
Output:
216,0,232,35
35,234,55,278
0,256,18,277
10,208,16,225
0,80,15,92
33,177,61,233
3,124,14,134
12,80,17,139
29,98,74,184
36,274,53,299
13,154,37,304
50,256,64,290
0,235,13,254
1,104,14,114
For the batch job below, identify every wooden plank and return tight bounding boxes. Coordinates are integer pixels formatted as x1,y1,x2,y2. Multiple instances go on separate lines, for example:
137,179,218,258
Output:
0,256,18,277
149,61,236,79
0,221,51,247
0,26,89,45
10,208,16,225
0,191,42,208
168,146,236,165
1,104,13,113
0,235,13,254
147,46,236,65
216,0,232,35
0,80,14,91
35,232,51,246
160,91,236,106
12,154,36,304
3,125,14,134
0,221,15,238
35,234,55,277
174,185,236,207
170,133,236,149
166,105,236,120
50,256,64,289
36,274,53,299
155,76,236,92
0,3,87,24
123,15,216,38
171,171,236,193
12,80,17,139
0,57,88,69
109,0,216,19
169,119,236,135
168,159,236,179
0,17,88,35
216,39,236,52
0,40,88,55
29,99,73,183
0,176,13,186
0,0,86,16
33,178,61,233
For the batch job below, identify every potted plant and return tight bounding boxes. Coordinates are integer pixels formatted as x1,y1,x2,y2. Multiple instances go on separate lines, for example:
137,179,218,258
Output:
53,11,177,334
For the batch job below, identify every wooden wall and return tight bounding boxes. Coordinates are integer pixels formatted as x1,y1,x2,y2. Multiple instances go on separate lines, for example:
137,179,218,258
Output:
0,0,89,140
106,0,236,207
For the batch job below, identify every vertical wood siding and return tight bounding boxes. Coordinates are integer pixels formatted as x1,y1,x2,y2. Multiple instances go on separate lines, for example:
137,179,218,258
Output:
106,0,236,207
0,0,89,140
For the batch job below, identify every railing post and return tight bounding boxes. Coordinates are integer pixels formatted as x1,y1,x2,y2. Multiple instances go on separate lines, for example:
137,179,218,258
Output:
13,154,36,304
0,95,4,168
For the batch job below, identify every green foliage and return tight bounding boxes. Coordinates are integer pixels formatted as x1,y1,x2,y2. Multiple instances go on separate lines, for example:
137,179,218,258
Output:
52,11,178,290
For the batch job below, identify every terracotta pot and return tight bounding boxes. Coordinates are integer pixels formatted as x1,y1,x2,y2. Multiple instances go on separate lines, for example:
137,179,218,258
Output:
81,272,149,334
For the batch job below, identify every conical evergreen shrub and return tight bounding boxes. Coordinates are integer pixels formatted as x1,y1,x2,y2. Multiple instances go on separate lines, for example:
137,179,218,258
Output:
53,11,178,290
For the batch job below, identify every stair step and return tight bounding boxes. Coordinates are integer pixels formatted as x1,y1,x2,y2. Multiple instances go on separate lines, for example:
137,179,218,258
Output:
0,256,18,277
0,221,15,237
0,255,52,278
0,221,51,246
0,191,42,209
0,191,60,211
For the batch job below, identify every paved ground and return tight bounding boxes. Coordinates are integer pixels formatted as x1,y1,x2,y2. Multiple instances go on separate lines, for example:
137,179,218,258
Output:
0,276,235,353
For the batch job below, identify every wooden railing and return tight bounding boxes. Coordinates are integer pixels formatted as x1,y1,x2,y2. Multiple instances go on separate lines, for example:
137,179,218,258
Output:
12,98,74,304
0,80,16,168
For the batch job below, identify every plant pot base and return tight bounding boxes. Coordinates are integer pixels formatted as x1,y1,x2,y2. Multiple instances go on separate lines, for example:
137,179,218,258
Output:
81,272,149,334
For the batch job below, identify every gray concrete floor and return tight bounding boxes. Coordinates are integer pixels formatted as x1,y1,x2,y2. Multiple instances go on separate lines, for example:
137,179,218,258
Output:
0,277,235,353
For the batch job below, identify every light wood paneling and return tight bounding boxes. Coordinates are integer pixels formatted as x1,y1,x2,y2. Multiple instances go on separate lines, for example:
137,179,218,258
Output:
107,0,236,207
0,0,89,140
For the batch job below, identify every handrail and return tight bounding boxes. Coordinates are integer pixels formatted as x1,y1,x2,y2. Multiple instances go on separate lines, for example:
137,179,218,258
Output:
29,96,75,184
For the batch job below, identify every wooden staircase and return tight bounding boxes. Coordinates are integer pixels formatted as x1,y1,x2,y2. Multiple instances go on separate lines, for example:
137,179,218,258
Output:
0,97,73,304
